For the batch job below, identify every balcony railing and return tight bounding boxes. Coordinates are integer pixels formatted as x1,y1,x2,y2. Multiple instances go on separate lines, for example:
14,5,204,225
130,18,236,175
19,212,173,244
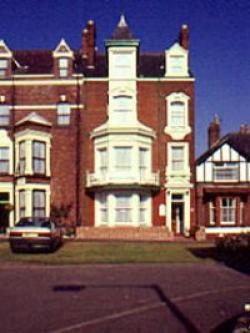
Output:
86,170,160,188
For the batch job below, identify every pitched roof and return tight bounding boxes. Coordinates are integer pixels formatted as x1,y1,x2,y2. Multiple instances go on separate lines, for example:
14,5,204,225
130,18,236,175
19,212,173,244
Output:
197,132,250,164
111,14,135,40
13,50,53,74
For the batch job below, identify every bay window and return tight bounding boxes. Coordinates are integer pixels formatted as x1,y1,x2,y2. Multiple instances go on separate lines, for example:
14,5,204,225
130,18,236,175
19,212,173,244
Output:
98,148,108,177
139,148,149,179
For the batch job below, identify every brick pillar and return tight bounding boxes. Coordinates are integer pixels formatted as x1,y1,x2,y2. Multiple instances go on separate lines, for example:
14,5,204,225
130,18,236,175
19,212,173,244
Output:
196,190,204,227
235,196,241,226
215,196,220,227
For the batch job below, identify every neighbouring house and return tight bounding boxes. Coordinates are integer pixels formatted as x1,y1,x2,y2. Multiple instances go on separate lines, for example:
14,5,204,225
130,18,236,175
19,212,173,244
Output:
196,117,250,237
0,15,196,238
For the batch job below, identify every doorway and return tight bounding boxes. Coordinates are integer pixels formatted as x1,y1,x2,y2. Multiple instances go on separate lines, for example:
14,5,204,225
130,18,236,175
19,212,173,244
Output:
171,194,184,235
0,193,10,233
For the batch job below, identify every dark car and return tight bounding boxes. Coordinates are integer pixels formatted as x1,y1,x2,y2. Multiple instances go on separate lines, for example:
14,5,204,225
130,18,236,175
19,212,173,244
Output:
9,218,63,253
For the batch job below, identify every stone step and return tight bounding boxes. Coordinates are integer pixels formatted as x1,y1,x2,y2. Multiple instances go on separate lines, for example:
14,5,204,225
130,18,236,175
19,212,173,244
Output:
76,226,174,241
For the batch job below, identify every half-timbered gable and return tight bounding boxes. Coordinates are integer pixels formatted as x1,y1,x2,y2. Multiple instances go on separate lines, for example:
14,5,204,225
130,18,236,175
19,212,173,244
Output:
196,122,250,236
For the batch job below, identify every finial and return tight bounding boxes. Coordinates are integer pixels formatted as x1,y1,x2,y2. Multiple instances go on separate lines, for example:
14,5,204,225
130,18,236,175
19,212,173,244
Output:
118,14,127,28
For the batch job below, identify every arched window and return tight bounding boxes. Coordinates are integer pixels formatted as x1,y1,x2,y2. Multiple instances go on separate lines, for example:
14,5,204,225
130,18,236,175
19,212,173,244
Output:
170,101,185,127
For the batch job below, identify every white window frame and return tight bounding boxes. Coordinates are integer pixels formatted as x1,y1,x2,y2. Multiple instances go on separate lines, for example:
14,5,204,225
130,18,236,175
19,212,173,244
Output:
220,197,236,224
164,92,191,140
209,199,216,225
0,105,10,126
213,162,239,182
57,103,71,125
58,58,68,77
165,43,188,77
32,190,46,218
0,147,9,174
114,146,132,175
0,59,8,77
98,148,108,178
168,142,189,175
115,194,132,223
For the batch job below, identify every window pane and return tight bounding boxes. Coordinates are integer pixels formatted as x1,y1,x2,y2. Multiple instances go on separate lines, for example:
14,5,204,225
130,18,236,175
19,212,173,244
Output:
115,147,131,173
170,55,184,74
0,147,9,159
112,52,133,78
0,105,10,125
0,60,8,69
115,194,131,222
33,142,45,158
57,104,70,124
172,147,184,171
171,102,185,127
33,191,45,218
59,58,68,67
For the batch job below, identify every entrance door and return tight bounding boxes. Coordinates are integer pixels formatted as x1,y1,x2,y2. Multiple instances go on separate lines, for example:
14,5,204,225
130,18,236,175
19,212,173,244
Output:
171,194,184,234
0,193,10,233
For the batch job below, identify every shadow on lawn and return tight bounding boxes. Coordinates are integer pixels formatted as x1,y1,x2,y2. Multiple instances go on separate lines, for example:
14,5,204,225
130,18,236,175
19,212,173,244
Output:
189,246,250,275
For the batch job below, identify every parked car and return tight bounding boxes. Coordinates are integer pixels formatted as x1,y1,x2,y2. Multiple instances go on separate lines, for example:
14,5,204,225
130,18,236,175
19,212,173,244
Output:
9,218,63,253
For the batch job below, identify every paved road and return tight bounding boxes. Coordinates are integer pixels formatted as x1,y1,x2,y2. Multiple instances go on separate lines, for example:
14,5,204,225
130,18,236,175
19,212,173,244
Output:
0,263,249,333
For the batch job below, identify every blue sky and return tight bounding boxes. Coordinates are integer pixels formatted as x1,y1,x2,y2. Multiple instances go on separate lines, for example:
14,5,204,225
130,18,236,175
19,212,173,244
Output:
0,0,249,155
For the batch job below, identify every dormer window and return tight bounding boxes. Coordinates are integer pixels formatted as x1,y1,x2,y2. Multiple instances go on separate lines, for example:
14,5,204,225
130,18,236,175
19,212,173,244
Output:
0,104,10,126
165,43,188,77
0,59,8,77
57,103,71,125
58,58,68,77
53,39,73,78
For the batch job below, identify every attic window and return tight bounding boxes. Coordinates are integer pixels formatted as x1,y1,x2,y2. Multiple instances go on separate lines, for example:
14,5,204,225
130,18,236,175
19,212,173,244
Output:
58,58,68,77
0,59,8,77
169,55,184,74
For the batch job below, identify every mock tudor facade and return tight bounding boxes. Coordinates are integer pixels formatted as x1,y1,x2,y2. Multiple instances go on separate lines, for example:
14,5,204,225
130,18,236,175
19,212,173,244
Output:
0,16,196,237
196,118,250,236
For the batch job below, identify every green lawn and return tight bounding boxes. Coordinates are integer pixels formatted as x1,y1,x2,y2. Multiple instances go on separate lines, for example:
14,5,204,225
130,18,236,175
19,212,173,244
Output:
0,241,215,265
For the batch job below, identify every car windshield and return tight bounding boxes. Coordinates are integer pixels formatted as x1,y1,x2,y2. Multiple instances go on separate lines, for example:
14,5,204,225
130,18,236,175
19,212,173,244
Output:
16,218,51,228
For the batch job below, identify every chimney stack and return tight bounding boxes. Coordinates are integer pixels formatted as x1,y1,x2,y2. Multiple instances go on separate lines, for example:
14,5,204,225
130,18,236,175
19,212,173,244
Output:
81,20,96,68
208,115,221,148
180,24,189,49
82,29,89,59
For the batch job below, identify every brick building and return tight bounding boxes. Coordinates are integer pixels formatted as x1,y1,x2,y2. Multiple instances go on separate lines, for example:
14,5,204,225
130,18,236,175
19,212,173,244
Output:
196,117,250,236
0,15,196,238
